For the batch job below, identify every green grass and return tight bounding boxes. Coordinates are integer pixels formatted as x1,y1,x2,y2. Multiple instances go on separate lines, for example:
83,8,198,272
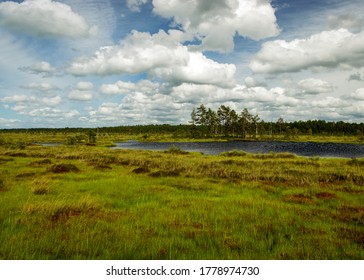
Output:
0,144,363,260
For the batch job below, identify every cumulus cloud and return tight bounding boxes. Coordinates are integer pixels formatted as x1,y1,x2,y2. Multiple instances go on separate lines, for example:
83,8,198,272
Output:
28,108,79,119
68,90,94,101
100,81,137,95
152,0,280,52
1,91,64,124
349,88,364,100
19,61,56,76
76,81,94,91
68,30,236,88
250,29,364,74
0,117,20,126
68,81,95,101
244,76,266,88
0,0,95,38
100,80,160,95
297,78,334,95
150,51,236,87
1,93,61,107
67,30,188,75
22,82,58,92
1,95,31,103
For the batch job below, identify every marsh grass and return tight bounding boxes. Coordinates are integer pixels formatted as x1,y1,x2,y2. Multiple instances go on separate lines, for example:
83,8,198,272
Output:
30,178,51,195
0,145,363,259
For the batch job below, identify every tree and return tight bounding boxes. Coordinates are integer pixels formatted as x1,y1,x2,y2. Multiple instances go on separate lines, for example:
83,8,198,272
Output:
87,130,97,144
239,108,251,139
277,117,285,135
206,108,218,136
217,105,232,136
251,114,260,139
229,109,239,136
196,104,207,126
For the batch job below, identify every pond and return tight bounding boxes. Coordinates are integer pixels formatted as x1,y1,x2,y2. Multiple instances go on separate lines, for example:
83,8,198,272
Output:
112,140,364,158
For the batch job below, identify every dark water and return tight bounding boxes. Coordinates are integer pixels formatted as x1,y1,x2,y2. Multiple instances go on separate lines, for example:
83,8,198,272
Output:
111,140,364,158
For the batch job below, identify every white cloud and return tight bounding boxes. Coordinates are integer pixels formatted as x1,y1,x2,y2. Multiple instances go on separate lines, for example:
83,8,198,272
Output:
150,51,236,87
68,30,236,88
1,95,30,103
349,88,364,100
68,81,95,101
19,61,56,75
0,0,94,38
127,0,148,12
41,96,62,106
0,117,20,126
100,81,137,95
28,108,79,119
100,80,160,95
67,30,188,75
22,82,58,92
1,93,61,107
68,90,94,101
297,78,334,95
250,29,364,74
1,91,64,126
244,76,266,88
76,81,94,91
152,0,280,52
97,103,120,115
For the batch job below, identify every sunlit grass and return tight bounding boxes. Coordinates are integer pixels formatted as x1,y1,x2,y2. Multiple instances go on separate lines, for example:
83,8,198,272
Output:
0,144,363,259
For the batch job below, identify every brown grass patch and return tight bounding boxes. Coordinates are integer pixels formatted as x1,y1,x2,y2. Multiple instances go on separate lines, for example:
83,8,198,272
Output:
334,206,364,225
315,192,337,199
284,194,314,204
149,170,180,177
0,157,14,164
16,172,36,178
132,167,150,174
93,165,112,171
336,227,364,246
47,163,79,173
28,159,52,167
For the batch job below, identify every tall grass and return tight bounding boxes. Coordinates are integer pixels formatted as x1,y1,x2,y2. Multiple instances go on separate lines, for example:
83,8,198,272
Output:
0,145,363,259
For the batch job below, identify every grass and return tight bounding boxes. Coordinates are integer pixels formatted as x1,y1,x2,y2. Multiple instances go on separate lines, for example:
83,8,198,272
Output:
0,144,363,260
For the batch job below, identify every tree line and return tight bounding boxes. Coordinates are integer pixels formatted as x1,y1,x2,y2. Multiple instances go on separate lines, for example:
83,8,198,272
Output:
189,104,364,139
1,105,364,140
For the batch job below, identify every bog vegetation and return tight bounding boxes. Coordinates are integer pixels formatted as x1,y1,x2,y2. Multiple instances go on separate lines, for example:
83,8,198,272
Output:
0,134,363,259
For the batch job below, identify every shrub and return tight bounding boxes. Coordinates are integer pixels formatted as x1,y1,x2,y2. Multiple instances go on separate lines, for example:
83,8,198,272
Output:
220,150,247,157
164,145,189,155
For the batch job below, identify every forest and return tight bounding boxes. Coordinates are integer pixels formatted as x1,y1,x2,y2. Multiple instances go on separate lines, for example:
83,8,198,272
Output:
1,104,364,141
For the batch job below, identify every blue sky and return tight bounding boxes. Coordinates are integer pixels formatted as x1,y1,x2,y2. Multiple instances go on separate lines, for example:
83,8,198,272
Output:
1,0,364,128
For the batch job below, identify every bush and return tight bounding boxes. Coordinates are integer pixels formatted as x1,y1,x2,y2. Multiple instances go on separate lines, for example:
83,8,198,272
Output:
220,150,247,157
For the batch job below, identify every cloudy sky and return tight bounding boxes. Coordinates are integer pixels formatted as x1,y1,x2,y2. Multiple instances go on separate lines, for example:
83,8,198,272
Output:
0,0,364,128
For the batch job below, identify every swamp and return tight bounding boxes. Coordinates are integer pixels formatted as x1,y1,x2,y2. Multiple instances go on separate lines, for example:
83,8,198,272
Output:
0,132,363,259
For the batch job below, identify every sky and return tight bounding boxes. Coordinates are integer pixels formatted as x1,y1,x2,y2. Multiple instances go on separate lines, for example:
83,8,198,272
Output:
1,0,364,128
